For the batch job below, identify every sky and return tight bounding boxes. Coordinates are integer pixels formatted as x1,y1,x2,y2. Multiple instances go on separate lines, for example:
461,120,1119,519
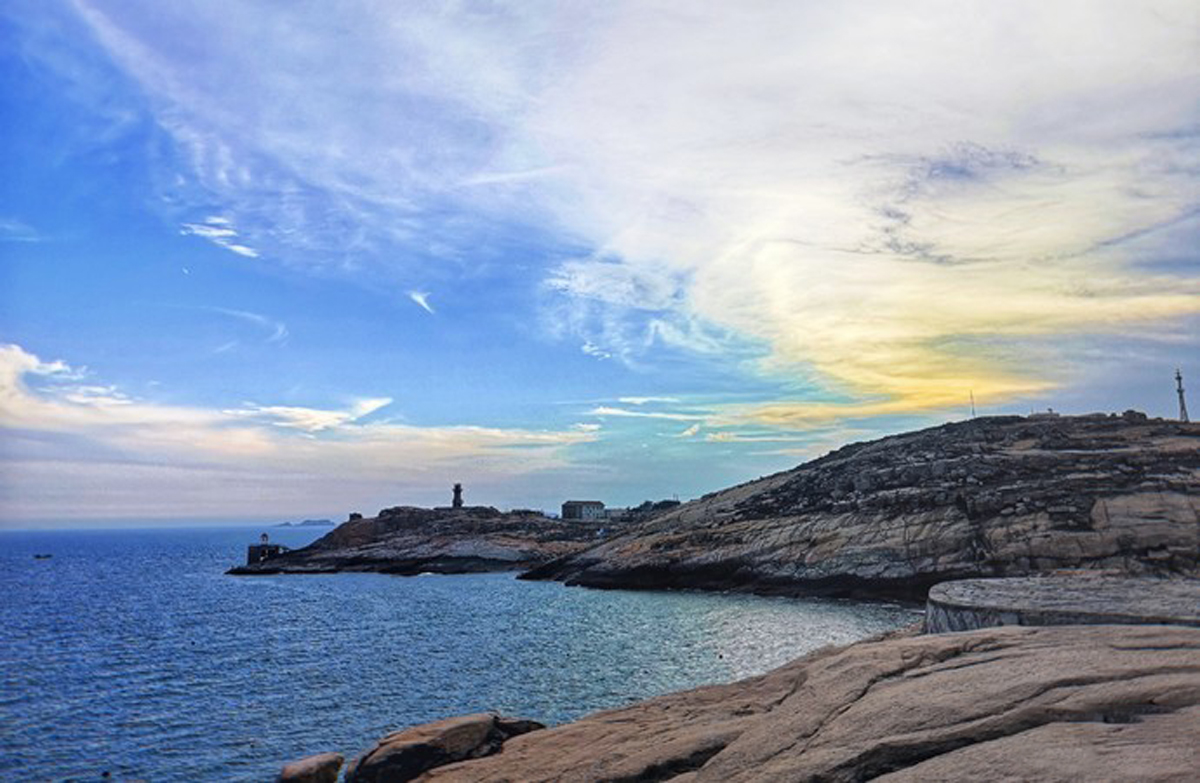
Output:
1,1,1197,527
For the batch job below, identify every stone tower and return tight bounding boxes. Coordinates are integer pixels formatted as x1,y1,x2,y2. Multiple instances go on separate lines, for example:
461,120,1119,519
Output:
452,483,463,508
1178,369,1190,423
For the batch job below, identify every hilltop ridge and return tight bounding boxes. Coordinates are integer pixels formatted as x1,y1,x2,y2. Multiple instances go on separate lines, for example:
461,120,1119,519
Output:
524,413,1200,598
229,505,607,575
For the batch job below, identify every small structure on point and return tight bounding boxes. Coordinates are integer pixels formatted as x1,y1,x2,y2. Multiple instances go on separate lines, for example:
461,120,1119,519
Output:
246,532,289,566
562,500,606,521
452,483,464,509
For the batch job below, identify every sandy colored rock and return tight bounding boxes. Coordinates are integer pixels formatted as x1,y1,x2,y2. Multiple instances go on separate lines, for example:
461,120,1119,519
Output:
417,624,1200,782
529,415,1200,598
345,712,544,783
278,752,343,783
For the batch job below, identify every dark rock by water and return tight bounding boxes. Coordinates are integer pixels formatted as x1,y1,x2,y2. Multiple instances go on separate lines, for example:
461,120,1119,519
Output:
344,712,544,783
278,752,343,783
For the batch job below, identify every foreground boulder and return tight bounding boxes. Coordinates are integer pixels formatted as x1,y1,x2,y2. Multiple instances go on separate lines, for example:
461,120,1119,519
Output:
528,415,1199,599
278,752,343,783
416,624,1200,782
345,713,545,783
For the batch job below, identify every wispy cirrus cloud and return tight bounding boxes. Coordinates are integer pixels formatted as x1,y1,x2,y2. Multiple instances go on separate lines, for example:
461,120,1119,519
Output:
588,405,706,422
57,0,1200,423
618,396,681,406
180,216,259,258
226,398,392,434
0,217,43,243
205,306,288,344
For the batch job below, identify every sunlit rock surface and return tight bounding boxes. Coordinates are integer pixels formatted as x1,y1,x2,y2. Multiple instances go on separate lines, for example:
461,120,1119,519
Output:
415,625,1200,782
527,415,1200,599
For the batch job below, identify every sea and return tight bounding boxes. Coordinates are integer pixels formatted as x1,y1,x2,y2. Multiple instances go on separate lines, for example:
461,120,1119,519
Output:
1,526,919,781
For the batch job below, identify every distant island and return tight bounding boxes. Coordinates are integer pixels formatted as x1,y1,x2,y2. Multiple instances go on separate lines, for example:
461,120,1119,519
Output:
273,519,335,528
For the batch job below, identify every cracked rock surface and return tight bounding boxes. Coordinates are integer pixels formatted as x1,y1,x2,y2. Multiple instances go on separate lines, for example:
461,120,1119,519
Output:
418,624,1200,782
527,414,1200,599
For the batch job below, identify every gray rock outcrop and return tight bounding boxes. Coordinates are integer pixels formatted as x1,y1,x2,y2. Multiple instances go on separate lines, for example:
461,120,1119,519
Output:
344,713,544,783
527,415,1199,598
925,575,1200,632
414,624,1200,782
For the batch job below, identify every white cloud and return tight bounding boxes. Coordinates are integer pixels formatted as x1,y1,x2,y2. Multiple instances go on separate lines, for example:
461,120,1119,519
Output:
63,1,1200,419
580,341,611,360
181,216,259,258
408,291,435,314
588,405,706,422
618,396,681,406
226,397,392,433
0,344,597,520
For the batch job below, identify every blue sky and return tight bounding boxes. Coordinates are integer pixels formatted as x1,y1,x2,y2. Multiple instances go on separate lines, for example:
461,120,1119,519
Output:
1,1,1197,526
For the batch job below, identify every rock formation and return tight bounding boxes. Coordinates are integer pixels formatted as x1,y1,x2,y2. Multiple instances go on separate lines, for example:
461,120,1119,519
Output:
277,752,343,783
527,415,1200,599
230,505,607,576
925,574,1200,632
407,624,1200,782
344,713,544,783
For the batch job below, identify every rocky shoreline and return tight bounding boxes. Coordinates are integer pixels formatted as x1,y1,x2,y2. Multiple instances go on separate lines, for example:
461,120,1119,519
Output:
281,613,1200,782
237,415,1198,600
525,414,1200,600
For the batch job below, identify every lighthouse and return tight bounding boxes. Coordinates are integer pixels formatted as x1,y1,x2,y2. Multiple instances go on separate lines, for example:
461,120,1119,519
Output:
1177,369,1190,423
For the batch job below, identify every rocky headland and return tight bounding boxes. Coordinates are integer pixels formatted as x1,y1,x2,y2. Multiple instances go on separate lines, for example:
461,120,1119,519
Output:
231,505,607,576
526,413,1200,599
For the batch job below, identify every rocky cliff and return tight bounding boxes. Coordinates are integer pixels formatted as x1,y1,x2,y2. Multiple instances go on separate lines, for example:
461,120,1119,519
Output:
526,414,1200,599
230,506,607,575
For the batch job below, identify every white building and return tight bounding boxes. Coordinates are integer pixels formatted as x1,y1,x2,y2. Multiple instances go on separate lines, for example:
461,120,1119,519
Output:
562,500,606,521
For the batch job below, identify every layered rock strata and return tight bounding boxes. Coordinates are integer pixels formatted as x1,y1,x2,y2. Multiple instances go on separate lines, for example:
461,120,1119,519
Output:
229,506,607,575
408,624,1200,782
527,415,1200,599
925,575,1200,632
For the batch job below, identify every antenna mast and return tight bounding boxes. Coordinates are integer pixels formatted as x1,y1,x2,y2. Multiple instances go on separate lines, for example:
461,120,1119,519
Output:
1177,369,1190,423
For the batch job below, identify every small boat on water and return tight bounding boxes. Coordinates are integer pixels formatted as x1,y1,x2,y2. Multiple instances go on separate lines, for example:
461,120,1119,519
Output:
33,554,53,560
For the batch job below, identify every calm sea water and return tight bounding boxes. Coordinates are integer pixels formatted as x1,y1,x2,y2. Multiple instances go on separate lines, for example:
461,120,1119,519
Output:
1,527,918,781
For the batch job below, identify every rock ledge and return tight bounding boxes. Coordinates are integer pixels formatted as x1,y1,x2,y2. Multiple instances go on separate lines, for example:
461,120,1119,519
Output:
926,575,1200,632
